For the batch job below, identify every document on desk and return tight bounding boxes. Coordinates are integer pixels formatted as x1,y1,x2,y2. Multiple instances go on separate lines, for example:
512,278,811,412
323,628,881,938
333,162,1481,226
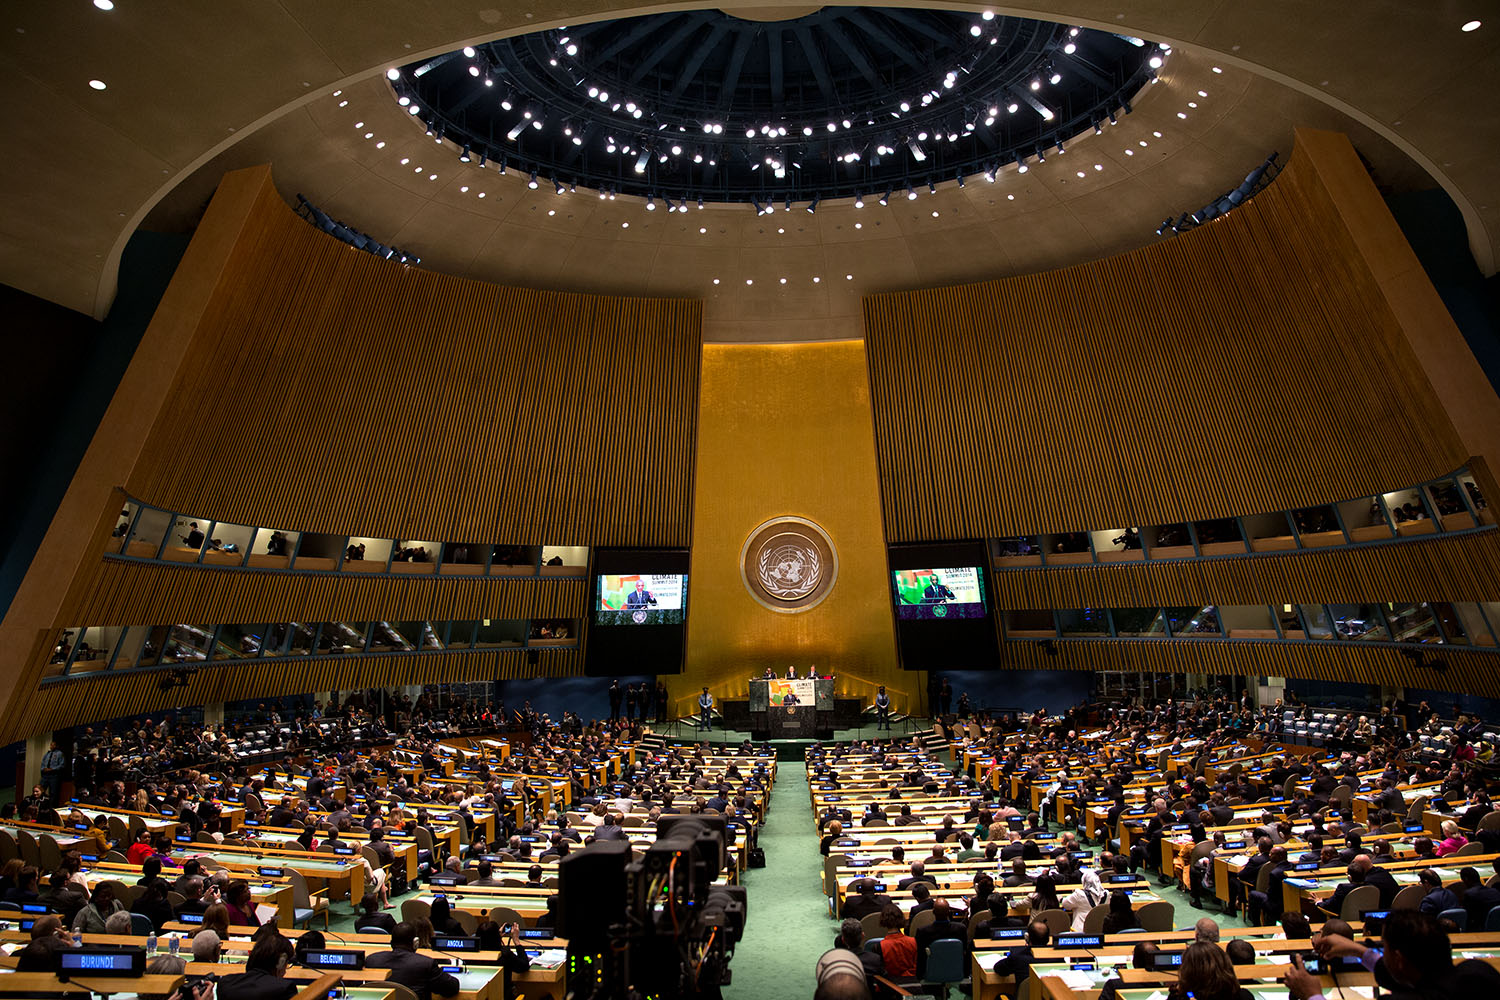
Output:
1053,970,1101,990
1225,855,1250,867
527,948,567,969
1324,987,1374,999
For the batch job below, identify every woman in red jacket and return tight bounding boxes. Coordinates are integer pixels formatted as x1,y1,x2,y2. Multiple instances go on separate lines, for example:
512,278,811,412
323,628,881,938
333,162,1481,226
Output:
125,829,154,867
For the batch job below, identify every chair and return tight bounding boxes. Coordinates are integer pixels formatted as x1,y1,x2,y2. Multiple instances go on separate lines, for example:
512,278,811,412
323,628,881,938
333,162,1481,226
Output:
863,818,890,829
287,869,329,929
1406,797,1429,825
103,850,127,865
452,909,479,934
861,912,887,942
400,899,430,925
1136,900,1175,931
923,937,967,998
1485,905,1500,932
1082,904,1109,934
107,816,129,844
1339,885,1379,923
383,985,420,1000
38,833,64,872
499,877,526,888
0,830,16,864
1035,908,1069,936
128,913,155,935
1478,811,1500,833
966,911,990,938
909,909,936,935
1440,907,1468,932
1381,822,1404,834
1451,842,1486,857
488,905,525,930
1390,885,1424,911
16,830,40,867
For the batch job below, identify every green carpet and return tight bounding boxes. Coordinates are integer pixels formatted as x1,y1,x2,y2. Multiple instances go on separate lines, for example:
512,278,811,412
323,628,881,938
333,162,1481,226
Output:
725,761,833,1000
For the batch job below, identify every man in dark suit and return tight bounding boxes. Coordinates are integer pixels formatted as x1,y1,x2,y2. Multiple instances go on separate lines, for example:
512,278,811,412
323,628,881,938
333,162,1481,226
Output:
625,580,657,608
841,879,891,921
366,923,462,1000
990,920,1049,984
1459,866,1500,930
1321,862,1369,918
218,933,297,1000
897,862,935,891
1248,846,1294,925
973,893,1027,938
913,900,970,978
1361,855,1400,908
1235,836,1275,916
922,576,956,603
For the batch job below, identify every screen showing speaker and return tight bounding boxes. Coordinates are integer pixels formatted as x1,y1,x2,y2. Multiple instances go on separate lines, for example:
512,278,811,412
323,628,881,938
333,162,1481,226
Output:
586,549,690,675
892,567,986,619
594,573,688,625
889,541,999,670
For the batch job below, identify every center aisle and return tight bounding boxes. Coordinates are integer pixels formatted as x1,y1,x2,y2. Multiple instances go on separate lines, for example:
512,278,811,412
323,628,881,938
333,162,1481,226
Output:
725,762,829,1000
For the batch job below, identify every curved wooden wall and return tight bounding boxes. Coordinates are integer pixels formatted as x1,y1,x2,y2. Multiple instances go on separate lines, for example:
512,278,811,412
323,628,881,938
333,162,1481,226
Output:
990,531,1500,610
864,141,1466,541
0,165,700,743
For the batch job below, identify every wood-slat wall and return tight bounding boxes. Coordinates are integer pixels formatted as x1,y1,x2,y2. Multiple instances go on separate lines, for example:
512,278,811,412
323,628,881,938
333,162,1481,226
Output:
65,562,587,626
128,174,701,547
991,530,1500,609
1000,639,1500,700
20,649,581,737
864,142,1466,541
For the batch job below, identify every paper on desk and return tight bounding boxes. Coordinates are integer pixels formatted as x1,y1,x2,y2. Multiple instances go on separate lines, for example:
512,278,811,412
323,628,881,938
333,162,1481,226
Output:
1054,970,1099,990
255,904,278,924
1226,855,1250,866
1324,987,1374,999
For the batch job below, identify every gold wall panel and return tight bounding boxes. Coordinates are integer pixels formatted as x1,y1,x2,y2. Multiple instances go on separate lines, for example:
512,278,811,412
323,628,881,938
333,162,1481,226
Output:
681,342,905,709
864,135,1473,542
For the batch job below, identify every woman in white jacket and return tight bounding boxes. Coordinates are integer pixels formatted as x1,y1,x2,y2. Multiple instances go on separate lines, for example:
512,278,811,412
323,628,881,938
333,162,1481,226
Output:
1061,866,1108,931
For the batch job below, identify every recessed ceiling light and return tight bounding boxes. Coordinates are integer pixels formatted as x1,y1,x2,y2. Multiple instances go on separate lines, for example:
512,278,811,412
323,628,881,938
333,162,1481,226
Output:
621,222,628,228
386,68,400,80
845,274,853,280
812,276,821,283
338,100,348,107
363,132,373,139
93,0,113,9
699,227,706,234
1197,90,1208,97
931,210,939,217
428,173,437,180
1125,149,1134,156
1153,131,1162,137
548,209,555,216
1007,194,1014,200
746,278,753,285
375,141,385,149
1212,66,1223,73
1076,171,1085,178
854,222,862,229
461,186,469,193
713,278,720,285
1462,19,1481,31
400,157,410,164
355,122,363,128
88,79,107,90
779,277,787,284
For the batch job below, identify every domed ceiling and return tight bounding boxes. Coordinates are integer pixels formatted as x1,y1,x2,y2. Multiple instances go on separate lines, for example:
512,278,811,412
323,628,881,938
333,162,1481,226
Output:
391,7,1158,205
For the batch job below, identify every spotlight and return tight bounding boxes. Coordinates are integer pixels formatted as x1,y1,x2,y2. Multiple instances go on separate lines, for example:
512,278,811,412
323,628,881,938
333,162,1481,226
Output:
927,179,936,195
750,196,764,216
784,195,792,212
983,165,996,182
1149,54,1163,69
527,170,538,189
1094,121,1103,135
459,144,471,162
908,141,927,162
806,195,819,214
501,91,515,111
906,184,917,201
634,149,650,174
507,121,526,141
1050,72,1062,84
854,193,864,208
386,68,400,81
646,194,656,211
879,189,890,206
956,173,965,188
497,157,506,175
553,178,565,195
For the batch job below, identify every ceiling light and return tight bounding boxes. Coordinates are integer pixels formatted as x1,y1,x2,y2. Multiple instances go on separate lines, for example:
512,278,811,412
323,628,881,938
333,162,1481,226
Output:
713,278,720,285
1212,66,1222,73
462,46,476,58
879,189,890,206
1462,19,1481,31
906,184,918,201
1064,42,1076,54
553,178,565,195
1007,102,1019,114
93,0,114,9
806,195,820,214
527,170,538,189
970,25,982,37
854,194,864,208
459,145,471,162
699,227,707,234
780,277,787,284
646,194,656,211
634,149,649,174
1050,72,1062,84
88,79,107,91
845,274,853,280
746,279,753,285
386,68,400,81
1149,55,1163,69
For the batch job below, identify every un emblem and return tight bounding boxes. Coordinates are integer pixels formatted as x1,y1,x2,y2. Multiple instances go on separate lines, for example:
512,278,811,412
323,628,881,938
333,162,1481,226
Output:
933,604,948,618
740,516,838,614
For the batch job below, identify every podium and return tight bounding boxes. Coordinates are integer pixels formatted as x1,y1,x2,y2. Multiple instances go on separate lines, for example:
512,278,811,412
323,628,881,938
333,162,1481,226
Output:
749,677,834,739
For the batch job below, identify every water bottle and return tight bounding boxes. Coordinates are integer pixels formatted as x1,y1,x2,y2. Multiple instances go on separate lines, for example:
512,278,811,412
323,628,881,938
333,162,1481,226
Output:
146,931,158,956
169,933,180,956
73,931,82,947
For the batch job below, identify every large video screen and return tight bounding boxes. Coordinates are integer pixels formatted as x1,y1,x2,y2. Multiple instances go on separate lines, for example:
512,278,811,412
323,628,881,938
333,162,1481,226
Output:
892,567,986,620
595,574,689,625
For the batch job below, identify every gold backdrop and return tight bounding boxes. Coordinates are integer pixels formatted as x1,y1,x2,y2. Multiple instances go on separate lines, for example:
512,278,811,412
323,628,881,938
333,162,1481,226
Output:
681,341,907,713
